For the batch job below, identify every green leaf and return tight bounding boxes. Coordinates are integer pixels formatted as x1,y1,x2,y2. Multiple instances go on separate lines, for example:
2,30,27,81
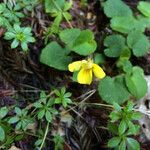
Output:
1,18,11,29
53,134,64,150
65,98,72,103
14,24,21,32
60,29,97,56
108,137,121,148
61,87,66,95
104,34,126,57
98,75,130,104
119,48,131,60
40,91,47,103
131,112,142,120
117,48,132,73
33,102,43,108
38,109,45,120
94,53,105,64
8,116,19,124
109,111,120,122
45,0,64,13
117,59,132,74
103,0,132,18
40,41,72,70
50,12,62,35
107,122,118,134
127,30,150,57
113,102,121,111
125,67,147,99
16,122,22,130
59,28,81,47
0,107,8,119
126,101,134,111
4,32,15,40
45,111,52,122
127,138,140,150
0,126,5,141
21,42,28,51
15,107,22,115
62,101,67,108
128,121,139,135
72,71,78,82
134,16,150,32
64,92,71,97
55,98,62,104
119,120,127,135
11,39,19,49
72,29,97,55
137,1,150,18
110,16,137,33
63,12,72,20
119,141,126,150
35,139,42,146
0,3,6,13
63,1,72,11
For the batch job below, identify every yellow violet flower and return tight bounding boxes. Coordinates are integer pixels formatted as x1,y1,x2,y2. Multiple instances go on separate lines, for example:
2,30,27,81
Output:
68,59,106,85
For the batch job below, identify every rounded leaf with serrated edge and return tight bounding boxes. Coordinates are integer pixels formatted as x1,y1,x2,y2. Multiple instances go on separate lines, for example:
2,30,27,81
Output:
127,30,150,57
104,34,126,57
110,16,137,34
98,76,130,104
40,42,72,70
104,0,132,18
60,29,97,56
125,67,147,99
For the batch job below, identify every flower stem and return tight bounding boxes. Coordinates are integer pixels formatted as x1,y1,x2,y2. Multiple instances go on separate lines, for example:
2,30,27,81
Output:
39,122,50,150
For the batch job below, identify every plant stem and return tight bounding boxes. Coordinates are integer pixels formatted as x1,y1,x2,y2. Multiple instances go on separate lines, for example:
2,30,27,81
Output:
39,122,50,150
85,103,114,109
63,12,73,28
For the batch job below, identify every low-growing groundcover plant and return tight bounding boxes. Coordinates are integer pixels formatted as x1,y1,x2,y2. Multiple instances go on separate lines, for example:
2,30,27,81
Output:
0,0,150,150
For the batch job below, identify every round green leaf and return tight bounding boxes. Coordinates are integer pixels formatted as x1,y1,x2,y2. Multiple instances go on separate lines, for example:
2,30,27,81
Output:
59,28,81,47
110,16,137,34
40,41,72,70
72,30,97,56
60,29,97,56
103,0,132,18
104,34,126,57
125,67,148,99
98,76,130,104
127,30,150,57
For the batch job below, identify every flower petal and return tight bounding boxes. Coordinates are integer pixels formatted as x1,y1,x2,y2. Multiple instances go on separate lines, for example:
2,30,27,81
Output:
77,69,92,85
93,64,106,79
68,61,82,72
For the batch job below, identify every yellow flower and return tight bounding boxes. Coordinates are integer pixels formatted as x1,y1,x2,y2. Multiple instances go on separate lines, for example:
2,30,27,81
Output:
68,59,106,85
